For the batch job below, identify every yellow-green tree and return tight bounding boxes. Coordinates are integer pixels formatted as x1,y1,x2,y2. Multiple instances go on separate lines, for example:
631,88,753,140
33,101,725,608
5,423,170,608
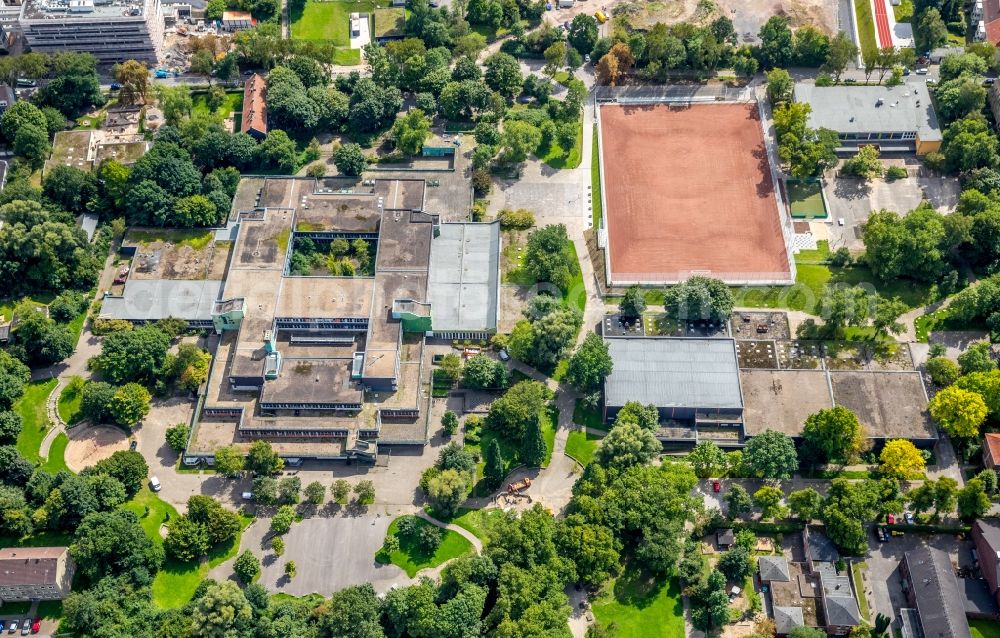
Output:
929,385,988,439
879,439,925,479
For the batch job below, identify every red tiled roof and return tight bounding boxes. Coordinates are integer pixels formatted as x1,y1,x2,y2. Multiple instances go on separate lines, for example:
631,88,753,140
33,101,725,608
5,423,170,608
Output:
241,73,267,137
986,0,1000,43
0,547,66,587
986,432,1000,465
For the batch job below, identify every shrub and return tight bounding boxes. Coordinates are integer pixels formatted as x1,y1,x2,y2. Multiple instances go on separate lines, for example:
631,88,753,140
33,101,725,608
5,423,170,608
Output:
498,208,535,230
886,165,908,180
926,356,959,386
91,319,134,336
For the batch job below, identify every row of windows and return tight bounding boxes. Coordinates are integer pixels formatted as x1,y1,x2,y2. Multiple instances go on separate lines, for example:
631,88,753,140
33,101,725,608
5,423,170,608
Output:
840,131,917,141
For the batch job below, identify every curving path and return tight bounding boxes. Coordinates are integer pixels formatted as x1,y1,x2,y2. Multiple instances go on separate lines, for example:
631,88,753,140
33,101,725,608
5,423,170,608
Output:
415,509,484,554
39,379,67,459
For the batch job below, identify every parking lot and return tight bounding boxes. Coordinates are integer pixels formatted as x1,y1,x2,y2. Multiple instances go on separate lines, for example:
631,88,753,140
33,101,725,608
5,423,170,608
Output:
863,528,974,624
823,174,960,251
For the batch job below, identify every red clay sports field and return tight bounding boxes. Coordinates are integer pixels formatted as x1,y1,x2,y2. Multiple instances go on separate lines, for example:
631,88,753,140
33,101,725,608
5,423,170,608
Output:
873,0,894,48
598,102,793,285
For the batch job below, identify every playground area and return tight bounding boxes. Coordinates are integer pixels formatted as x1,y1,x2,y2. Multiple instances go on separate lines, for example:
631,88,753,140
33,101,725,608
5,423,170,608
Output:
65,424,131,472
786,179,828,219
598,101,792,285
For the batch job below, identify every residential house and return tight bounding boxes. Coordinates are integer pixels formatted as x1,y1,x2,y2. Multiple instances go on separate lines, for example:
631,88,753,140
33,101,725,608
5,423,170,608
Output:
973,520,1000,607
716,529,734,549
0,547,74,602
241,73,267,140
899,547,972,638
983,433,1000,471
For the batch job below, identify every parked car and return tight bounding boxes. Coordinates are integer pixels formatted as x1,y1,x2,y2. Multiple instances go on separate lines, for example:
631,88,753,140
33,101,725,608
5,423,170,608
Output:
887,513,896,524
129,440,137,451
20,621,27,635
8,620,18,634
30,620,39,634
110,82,123,90
149,476,161,492
904,511,914,525
712,480,721,493
875,526,886,541
915,67,928,75
882,526,891,541
498,349,510,362
0,621,6,631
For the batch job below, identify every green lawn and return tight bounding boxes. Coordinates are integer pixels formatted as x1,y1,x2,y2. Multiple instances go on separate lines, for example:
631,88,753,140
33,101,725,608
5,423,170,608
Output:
469,403,558,495
892,0,913,21
562,241,585,312
449,507,504,542
0,529,73,549
14,379,57,464
854,0,878,59
42,433,69,474
0,293,56,322
851,561,870,620
191,90,244,120
566,429,600,466
573,400,606,431
66,303,89,347
207,512,254,569
291,0,375,43
333,47,362,65
541,115,583,170
127,228,214,250
971,619,1000,638
57,377,84,425
540,404,558,466
591,124,602,228
378,516,474,577
592,566,685,638
787,179,827,219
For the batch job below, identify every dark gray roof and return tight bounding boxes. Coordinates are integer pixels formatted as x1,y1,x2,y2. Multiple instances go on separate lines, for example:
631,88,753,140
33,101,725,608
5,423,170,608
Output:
773,606,804,635
974,519,1000,555
717,529,734,545
795,82,942,142
814,561,862,627
77,213,98,242
904,547,972,638
805,526,839,563
758,556,791,583
603,337,743,410
961,576,1000,616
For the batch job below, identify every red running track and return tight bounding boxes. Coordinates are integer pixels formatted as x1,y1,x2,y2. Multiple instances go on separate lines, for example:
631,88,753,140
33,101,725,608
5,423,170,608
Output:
873,0,893,49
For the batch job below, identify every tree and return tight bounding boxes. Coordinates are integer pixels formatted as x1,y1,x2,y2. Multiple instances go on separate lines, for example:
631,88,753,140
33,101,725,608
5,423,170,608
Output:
753,486,787,520
270,505,295,535
166,423,191,454
246,440,284,475
929,385,988,438
523,224,575,290
568,14,599,55
332,479,350,503
253,477,278,505
0,411,21,445
689,441,727,478
958,477,991,519
618,285,646,322
958,341,997,375
789,487,823,521
543,42,567,76
595,422,660,470
190,581,253,638
717,544,753,581
214,446,244,478
483,439,505,491
842,146,884,179
802,406,864,464
392,109,431,156
860,207,949,283
232,549,261,584
663,276,734,323
721,486,753,522
915,7,948,51
500,120,542,164
92,450,148,497
187,496,239,545
942,117,999,173
956,371,1000,420
462,354,508,389
79,381,116,424
765,68,794,105
486,380,549,439
873,295,908,338
426,468,469,517
441,410,459,436
742,430,798,479
164,515,209,561
484,53,523,98
758,16,794,68
257,129,298,172
355,480,376,505
96,326,171,384
13,124,49,168
303,480,325,506
114,60,149,106
789,628,827,638
107,383,150,428
0,101,48,143
333,143,368,176
277,476,300,504
565,333,613,394
521,419,547,468
879,439,926,479
824,31,858,81
70,509,163,582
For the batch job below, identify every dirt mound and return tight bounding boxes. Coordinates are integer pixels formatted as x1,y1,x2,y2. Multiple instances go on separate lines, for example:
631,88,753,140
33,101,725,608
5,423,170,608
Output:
65,425,131,472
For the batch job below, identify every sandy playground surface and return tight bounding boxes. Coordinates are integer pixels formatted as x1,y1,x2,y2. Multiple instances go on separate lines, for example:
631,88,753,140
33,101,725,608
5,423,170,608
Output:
65,425,131,472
